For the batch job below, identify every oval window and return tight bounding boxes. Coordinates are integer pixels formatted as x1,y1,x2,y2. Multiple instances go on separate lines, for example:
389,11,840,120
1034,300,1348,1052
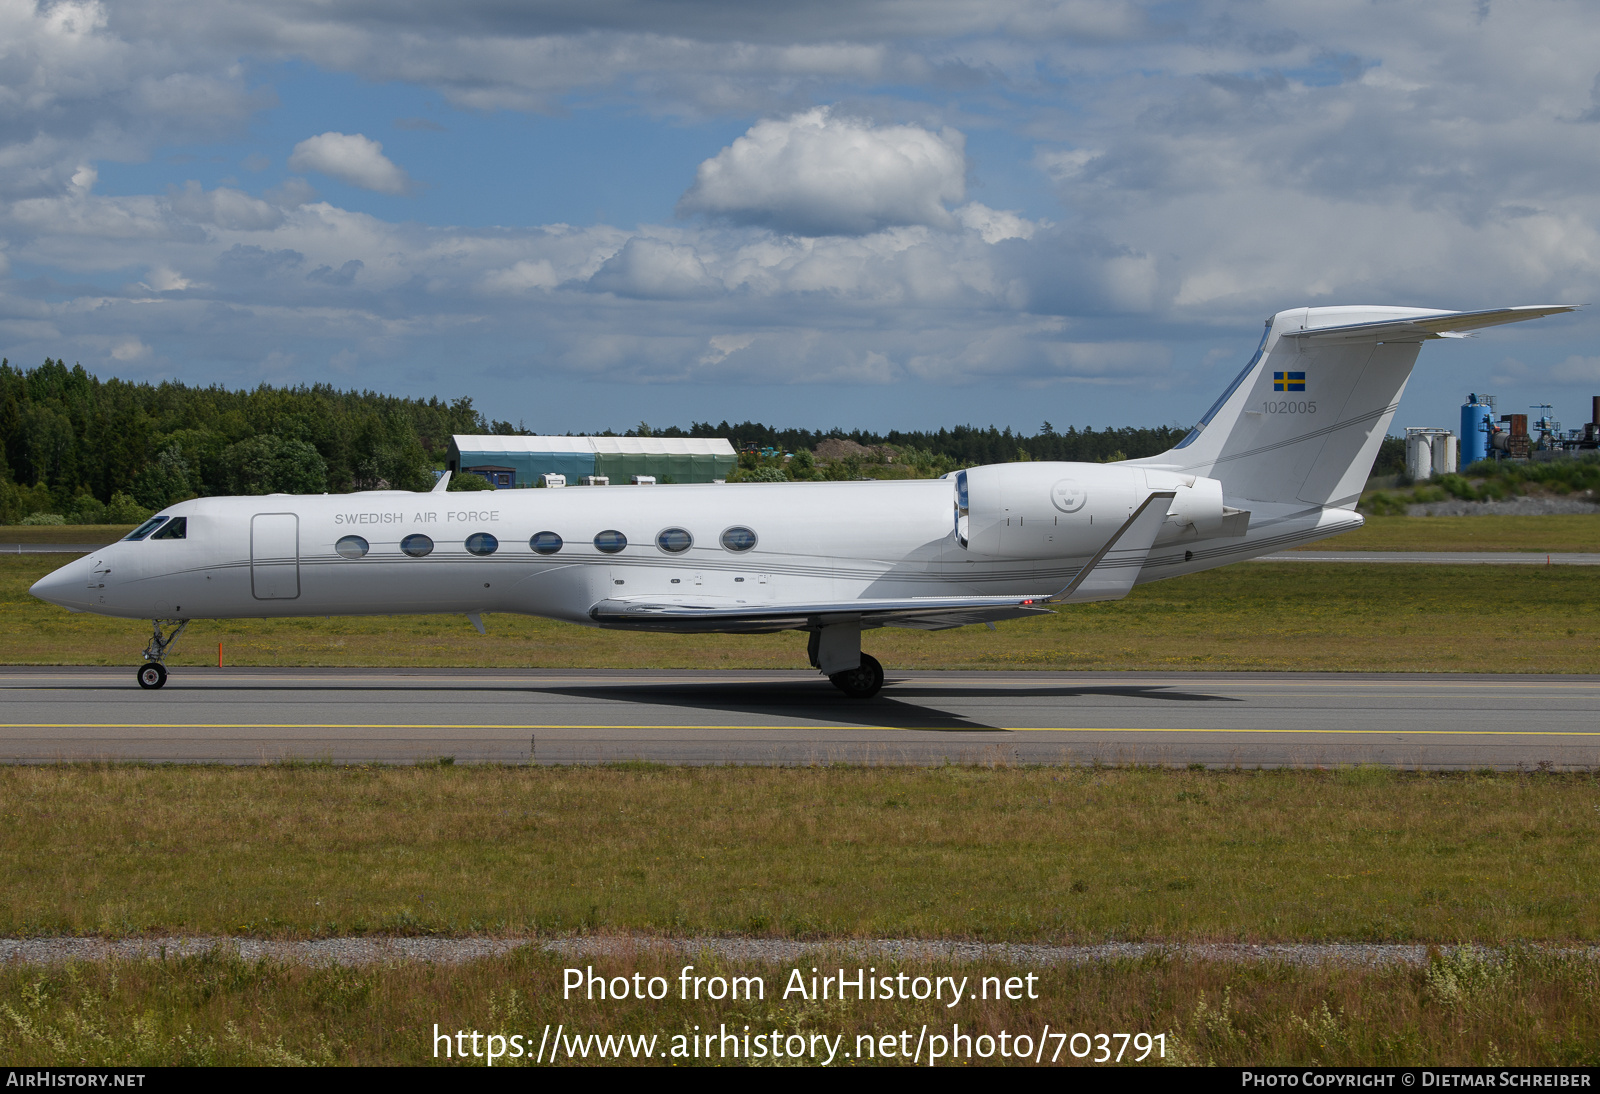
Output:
465,532,498,556
720,526,757,552
593,529,627,554
401,534,434,558
530,531,563,555
335,535,369,559
656,527,692,554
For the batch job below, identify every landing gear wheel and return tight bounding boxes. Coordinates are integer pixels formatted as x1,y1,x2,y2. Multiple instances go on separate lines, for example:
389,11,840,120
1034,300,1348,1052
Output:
828,653,884,699
137,663,167,690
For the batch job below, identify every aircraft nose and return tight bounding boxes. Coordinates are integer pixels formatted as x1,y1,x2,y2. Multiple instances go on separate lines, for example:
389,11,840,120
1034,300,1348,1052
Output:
29,557,91,611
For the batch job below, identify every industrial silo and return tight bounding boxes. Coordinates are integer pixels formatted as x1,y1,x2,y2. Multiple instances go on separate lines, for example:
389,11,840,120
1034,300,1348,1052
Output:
1460,394,1494,467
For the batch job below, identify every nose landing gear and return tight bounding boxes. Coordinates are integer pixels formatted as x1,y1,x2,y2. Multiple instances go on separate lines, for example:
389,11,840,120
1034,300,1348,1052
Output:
137,619,188,690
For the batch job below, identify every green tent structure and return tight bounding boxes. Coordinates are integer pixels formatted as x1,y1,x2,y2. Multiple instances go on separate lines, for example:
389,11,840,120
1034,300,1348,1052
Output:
446,435,736,487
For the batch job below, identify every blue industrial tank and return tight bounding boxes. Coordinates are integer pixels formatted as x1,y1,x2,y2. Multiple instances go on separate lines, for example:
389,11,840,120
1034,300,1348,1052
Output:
1460,394,1493,468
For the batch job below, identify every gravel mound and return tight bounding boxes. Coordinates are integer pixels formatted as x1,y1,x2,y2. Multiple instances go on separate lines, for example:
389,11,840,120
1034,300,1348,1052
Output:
2,936,1591,968
1408,495,1600,516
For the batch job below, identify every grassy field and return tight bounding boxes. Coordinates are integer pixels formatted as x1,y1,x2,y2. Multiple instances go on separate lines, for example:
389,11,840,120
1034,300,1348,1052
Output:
1293,514,1598,552
2,765,1596,942
1,947,1595,1066
8,555,1600,672
0,524,133,544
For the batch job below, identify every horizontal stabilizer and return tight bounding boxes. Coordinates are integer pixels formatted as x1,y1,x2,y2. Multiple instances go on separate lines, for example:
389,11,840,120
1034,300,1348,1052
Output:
1285,305,1576,346
590,594,1054,633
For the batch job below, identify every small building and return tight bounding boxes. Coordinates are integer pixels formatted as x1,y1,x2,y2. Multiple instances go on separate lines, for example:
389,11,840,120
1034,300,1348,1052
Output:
446,435,736,487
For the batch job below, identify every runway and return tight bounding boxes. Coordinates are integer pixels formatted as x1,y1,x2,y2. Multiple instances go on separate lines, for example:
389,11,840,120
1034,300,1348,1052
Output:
2,667,1597,769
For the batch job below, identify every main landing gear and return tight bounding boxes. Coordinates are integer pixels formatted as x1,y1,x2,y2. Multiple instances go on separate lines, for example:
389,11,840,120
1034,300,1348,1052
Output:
808,621,885,699
828,654,884,699
137,619,187,690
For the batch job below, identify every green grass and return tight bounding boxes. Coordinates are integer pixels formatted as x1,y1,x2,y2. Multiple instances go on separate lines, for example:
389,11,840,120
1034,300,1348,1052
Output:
0,524,133,544
9,555,1600,671
2,947,1597,1066
1361,459,1600,518
3,765,1598,943
1295,513,1598,552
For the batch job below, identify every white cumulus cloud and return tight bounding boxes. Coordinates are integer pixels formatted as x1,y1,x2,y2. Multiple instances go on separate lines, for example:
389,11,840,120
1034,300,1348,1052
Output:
287,132,412,195
588,237,719,298
677,107,966,237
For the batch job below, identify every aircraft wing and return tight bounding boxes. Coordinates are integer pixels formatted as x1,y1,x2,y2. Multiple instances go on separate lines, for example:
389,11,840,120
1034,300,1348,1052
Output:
591,490,1182,633
1049,490,1177,603
1284,305,1576,346
589,594,1056,633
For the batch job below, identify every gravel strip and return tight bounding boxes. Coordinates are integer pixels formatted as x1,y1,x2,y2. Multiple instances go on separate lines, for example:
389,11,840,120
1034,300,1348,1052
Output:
1406,496,1600,516
2,937,1593,968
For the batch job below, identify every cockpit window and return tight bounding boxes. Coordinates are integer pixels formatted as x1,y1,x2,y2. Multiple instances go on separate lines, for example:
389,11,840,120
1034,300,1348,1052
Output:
149,517,187,540
124,516,168,541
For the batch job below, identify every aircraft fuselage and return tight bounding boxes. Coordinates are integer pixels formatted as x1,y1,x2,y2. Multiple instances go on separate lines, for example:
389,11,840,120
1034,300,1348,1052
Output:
32,467,1354,628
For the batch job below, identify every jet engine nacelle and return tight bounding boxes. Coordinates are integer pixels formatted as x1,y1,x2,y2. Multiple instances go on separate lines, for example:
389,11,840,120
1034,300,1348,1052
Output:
954,462,1234,559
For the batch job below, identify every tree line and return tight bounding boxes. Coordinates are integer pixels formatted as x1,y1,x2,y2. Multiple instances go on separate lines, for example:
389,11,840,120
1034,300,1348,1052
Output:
644,420,1405,480
0,358,1406,523
633,419,1191,466
0,359,496,524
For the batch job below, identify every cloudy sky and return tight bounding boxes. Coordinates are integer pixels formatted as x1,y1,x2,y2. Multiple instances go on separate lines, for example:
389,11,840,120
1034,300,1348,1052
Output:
3,0,1598,436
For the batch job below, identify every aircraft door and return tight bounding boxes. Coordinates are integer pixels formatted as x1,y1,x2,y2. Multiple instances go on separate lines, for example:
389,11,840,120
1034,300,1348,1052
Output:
251,513,300,600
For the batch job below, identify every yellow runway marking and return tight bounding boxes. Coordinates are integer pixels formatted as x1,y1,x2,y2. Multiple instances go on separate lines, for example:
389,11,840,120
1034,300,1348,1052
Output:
5,723,1600,737
8,678,1600,691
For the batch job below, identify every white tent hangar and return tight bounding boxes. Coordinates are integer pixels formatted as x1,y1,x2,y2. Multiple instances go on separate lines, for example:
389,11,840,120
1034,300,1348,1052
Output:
445,435,736,487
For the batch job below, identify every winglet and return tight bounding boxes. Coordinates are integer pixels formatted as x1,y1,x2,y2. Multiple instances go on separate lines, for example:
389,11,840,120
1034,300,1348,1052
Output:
1049,491,1176,604
432,471,452,493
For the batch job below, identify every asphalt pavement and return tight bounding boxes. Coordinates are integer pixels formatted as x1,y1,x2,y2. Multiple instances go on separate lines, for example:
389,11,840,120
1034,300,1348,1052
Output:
3,667,1596,769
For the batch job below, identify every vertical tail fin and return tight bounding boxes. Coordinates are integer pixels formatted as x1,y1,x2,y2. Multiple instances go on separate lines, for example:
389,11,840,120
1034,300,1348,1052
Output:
1132,305,1575,508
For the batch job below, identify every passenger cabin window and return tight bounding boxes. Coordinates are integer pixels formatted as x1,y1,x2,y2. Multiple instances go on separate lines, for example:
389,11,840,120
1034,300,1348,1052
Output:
466,532,498,556
149,517,187,540
530,531,563,554
401,534,434,557
124,516,168,541
720,526,757,552
594,530,627,553
335,535,369,559
656,528,692,553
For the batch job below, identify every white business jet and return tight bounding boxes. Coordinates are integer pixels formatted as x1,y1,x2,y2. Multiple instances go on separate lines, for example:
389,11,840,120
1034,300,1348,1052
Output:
30,304,1573,697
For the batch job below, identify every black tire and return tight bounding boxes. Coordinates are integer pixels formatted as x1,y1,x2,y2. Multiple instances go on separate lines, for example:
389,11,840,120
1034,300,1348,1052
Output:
137,663,167,690
828,653,884,699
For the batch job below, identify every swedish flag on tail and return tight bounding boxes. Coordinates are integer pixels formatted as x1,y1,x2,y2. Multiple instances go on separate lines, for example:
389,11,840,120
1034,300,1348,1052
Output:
1273,371,1306,391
